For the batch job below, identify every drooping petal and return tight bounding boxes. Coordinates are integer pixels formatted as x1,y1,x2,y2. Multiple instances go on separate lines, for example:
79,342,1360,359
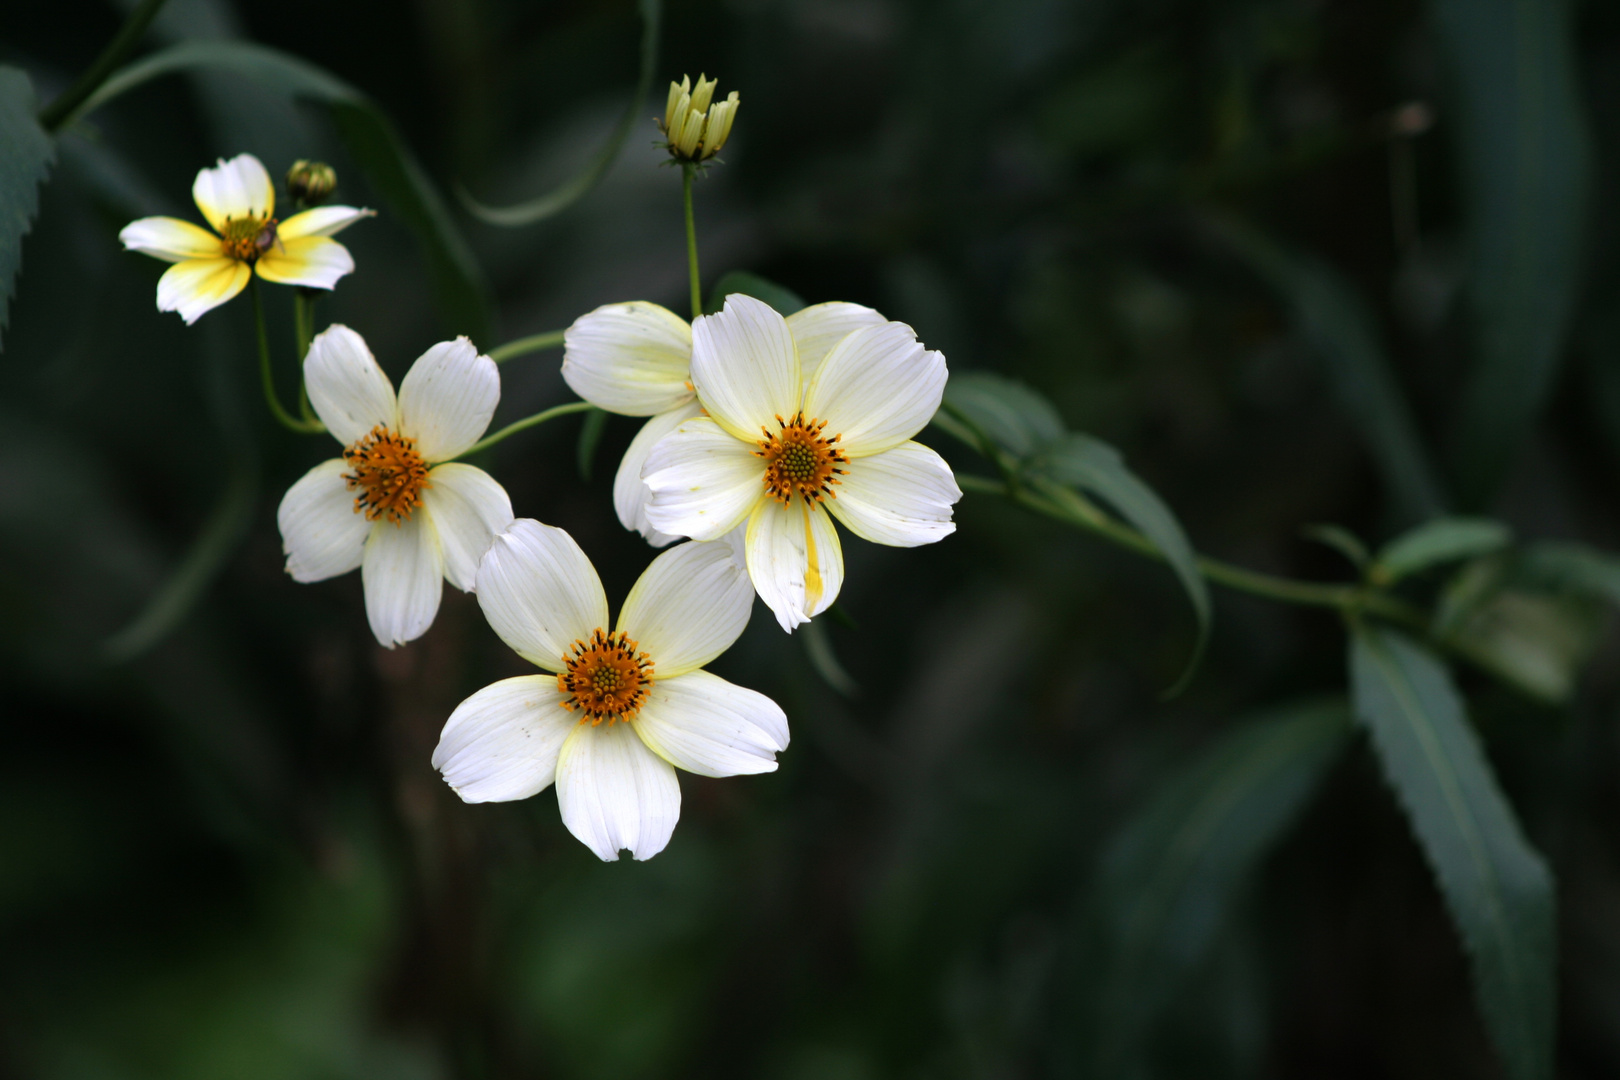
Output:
555,721,681,861
119,217,223,263
155,257,251,325
475,519,608,672
421,463,513,592
562,301,695,416
191,153,274,232
785,301,886,385
825,441,960,547
689,294,800,441
745,498,844,632
803,321,947,457
397,337,499,461
613,402,703,546
255,236,355,290
361,512,445,648
632,669,787,778
276,458,370,582
617,537,754,678
433,676,577,802
303,324,398,448
642,416,767,542
278,205,375,240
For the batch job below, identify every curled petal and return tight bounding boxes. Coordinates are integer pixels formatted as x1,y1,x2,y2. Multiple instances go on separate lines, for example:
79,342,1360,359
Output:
433,676,577,802
255,236,354,290
156,257,250,324
745,499,843,632
119,217,222,263
192,153,274,232
556,721,681,861
562,301,695,416
277,458,370,582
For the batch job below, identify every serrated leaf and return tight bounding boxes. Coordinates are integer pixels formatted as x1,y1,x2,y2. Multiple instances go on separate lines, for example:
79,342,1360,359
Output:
0,67,56,346
1349,625,1555,1080
1373,516,1512,584
705,270,805,316
940,372,1065,459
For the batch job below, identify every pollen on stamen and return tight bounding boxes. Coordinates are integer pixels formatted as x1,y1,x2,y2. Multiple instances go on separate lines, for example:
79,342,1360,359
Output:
219,214,278,263
557,629,655,724
343,425,431,524
754,411,849,506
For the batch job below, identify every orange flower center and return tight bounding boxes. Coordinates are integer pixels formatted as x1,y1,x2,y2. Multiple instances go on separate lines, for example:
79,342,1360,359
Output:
558,629,654,724
343,425,431,524
219,214,279,263
755,412,848,505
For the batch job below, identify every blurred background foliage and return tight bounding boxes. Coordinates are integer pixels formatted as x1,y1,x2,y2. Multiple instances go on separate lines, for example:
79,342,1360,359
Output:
4,0,1620,1076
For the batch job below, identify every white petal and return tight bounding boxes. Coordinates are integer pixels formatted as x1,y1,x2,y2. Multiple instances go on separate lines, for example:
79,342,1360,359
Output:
689,294,801,441
433,676,576,802
276,458,370,582
475,519,608,671
156,258,250,324
825,441,961,547
562,301,695,416
556,720,681,861
119,217,222,262
397,337,500,461
786,301,886,386
361,513,445,648
613,402,703,546
278,205,375,240
421,463,514,592
617,538,754,678
745,498,844,632
803,321,947,457
303,324,399,448
192,153,274,232
642,416,766,542
254,236,354,290
633,670,787,778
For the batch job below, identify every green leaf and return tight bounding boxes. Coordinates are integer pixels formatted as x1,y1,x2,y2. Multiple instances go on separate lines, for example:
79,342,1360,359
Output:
1432,0,1591,506
70,41,492,341
800,617,858,697
1349,625,1555,1080
939,372,1065,460
1372,516,1512,585
1088,699,1353,1071
1301,523,1371,572
705,270,806,316
1514,540,1620,608
0,67,55,346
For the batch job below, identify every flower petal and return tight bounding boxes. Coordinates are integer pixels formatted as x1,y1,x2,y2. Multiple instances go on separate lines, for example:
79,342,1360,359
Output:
421,463,514,591
303,324,398,448
633,670,787,777
361,512,445,648
277,457,370,582
689,294,800,441
397,337,499,461
119,217,222,262
825,441,960,547
745,498,844,632
255,236,355,290
192,153,274,232
803,321,947,457
433,676,576,802
475,519,608,671
642,416,767,542
614,402,703,546
555,721,681,861
562,301,695,416
155,258,250,324
786,301,886,385
278,205,375,240
617,538,754,677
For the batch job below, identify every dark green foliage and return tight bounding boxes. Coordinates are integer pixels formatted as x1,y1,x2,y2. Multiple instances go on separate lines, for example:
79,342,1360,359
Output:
0,66,54,344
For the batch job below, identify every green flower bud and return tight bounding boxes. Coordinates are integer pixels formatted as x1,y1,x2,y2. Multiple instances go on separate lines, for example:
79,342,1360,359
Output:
658,75,739,163
285,160,338,207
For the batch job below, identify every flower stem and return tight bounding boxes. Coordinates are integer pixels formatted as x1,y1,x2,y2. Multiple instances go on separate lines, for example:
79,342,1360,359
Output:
252,279,324,435
488,329,566,363
38,0,172,132
682,162,702,319
456,401,596,458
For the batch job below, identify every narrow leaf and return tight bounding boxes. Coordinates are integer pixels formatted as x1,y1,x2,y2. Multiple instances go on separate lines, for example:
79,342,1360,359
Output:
1373,516,1512,584
705,270,805,316
0,67,55,345
940,372,1065,459
1514,541,1620,608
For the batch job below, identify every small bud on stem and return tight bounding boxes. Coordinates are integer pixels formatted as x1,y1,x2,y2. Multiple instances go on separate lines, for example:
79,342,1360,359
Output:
285,160,338,207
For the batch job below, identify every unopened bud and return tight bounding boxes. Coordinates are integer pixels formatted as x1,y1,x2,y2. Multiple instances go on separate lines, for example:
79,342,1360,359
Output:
286,160,338,206
658,74,740,163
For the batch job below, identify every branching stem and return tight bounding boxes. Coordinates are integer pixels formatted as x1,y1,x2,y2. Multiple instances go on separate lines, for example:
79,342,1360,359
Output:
252,280,324,435
457,401,595,458
488,329,566,363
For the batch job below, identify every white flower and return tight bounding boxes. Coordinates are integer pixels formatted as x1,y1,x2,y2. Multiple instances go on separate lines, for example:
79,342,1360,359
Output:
561,297,890,546
639,294,961,632
432,520,787,861
118,153,373,324
276,325,513,648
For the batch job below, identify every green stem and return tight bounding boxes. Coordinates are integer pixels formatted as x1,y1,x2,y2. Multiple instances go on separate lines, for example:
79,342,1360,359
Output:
456,401,595,458
682,162,702,319
488,329,566,363
252,280,324,435
38,0,172,132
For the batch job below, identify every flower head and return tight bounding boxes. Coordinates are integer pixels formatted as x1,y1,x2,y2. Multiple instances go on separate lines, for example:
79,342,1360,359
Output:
285,159,338,207
658,74,739,162
118,153,374,324
276,325,513,647
432,520,788,861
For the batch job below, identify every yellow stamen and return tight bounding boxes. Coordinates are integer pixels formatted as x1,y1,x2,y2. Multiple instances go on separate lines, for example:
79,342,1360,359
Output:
219,214,279,263
343,425,431,524
754,411,848,506
557,629,655,724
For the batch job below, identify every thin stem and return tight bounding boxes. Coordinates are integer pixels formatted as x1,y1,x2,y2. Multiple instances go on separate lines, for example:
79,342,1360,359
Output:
456,401,595,458
252,280,324,435
488,329,566,364
682,162,702,319
39,0,172,132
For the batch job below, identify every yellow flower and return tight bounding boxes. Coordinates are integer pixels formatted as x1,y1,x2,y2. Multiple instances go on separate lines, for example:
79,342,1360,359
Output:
658,75,739,162
118,153,374,324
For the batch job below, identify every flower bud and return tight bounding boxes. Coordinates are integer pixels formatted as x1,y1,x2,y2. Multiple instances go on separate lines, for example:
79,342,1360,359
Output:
285,160,338,206
658,74,740,163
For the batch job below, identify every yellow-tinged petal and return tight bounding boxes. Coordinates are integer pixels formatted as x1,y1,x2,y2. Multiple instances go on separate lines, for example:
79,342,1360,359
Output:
192,153,275,232
278,205,376,240
255,235,355,290
119,217,223,263
156,257,251,324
